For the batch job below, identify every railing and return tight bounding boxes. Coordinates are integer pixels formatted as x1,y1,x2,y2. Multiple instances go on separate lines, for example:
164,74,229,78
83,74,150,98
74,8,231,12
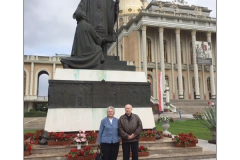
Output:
169,103,177,112
24,95,48,101
37,96,48,100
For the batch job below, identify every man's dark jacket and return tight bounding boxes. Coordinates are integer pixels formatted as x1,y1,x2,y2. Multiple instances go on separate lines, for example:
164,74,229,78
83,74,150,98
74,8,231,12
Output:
118,113,143,142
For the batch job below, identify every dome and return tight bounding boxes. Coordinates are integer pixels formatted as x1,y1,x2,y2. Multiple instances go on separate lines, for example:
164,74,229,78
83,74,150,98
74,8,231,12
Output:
119,0,149,15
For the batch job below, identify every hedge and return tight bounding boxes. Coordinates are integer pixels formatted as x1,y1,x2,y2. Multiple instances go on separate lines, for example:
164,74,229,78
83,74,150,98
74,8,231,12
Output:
24,111,47,117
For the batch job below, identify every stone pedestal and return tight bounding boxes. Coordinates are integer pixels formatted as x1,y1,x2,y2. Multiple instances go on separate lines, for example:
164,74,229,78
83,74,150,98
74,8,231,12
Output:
44,69,156,132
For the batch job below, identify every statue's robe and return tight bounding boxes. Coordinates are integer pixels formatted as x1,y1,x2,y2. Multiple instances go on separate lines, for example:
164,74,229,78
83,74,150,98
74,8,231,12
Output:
60,19,104,69
73,0,118,41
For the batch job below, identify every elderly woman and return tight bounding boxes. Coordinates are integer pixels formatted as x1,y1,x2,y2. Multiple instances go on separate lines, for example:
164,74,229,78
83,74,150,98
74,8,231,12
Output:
98,106,120,160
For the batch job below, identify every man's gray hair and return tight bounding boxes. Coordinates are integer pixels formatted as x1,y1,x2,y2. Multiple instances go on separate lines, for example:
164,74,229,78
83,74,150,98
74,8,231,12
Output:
107,106,115,113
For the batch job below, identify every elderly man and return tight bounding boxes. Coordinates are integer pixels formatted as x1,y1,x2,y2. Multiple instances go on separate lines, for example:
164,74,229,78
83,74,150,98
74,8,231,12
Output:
118,104,143,160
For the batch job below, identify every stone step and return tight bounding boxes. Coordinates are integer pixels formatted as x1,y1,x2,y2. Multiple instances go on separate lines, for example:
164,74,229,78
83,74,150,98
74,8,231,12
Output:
117,150,216,160
31,139,174,154
117,146,203,155
24,150,216,160
25,139,216,160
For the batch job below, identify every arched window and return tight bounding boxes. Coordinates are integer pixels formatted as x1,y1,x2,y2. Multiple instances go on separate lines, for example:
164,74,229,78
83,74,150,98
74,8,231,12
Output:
37,71,49,96
121,45,123,60
190,42,194,64
164,40,167,62
165,75,169,86
119,18,123,26
24,71,26,95
147,75,153,96
147,38,152,62
192,77,200,89
207,77,211,92
175,41,184,63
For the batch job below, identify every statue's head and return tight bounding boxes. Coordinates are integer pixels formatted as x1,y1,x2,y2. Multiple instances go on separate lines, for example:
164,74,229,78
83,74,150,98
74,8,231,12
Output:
97,0,101,9
75,10,88,21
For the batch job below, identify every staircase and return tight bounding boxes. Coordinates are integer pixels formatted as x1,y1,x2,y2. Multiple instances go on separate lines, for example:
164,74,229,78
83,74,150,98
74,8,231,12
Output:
169,99,216,114
24,138,216,160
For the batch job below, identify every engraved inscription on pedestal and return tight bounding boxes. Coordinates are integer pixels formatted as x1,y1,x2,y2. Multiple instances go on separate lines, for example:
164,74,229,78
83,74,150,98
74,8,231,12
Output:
48,80,150,108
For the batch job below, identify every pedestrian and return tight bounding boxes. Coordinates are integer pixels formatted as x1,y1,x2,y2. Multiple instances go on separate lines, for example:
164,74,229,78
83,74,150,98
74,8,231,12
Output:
208,101,210,106
212,102,214,107
118,104,143,160
178,108,182,118
98,106,120,160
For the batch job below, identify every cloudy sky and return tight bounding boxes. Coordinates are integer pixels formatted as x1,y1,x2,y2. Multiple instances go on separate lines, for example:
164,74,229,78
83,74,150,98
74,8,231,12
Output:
24,0,216,57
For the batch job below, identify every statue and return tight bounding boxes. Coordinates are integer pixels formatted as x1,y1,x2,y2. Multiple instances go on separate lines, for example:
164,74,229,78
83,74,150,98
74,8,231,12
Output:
73,0,119,37
61,0,119,69
60,10,106,69
73,0,119,56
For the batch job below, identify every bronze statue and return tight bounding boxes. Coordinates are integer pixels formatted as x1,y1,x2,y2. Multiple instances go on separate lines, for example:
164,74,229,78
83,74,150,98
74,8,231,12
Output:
60,10,105,69
61,0,119,69
73,0,119,39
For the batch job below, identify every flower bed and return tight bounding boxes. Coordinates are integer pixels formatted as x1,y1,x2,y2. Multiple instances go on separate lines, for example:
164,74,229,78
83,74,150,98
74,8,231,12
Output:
65,146,96,160
85,131,97,144
24,141,33,156
139,130,156,141
192,112,204,120
130,146,149,157
48,132,74,146
157,115,174,123
172,132,198,147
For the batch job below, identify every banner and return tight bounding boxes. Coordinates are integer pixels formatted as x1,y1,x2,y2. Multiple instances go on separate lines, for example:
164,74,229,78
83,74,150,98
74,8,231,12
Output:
195,41,212,65
158,72,164,112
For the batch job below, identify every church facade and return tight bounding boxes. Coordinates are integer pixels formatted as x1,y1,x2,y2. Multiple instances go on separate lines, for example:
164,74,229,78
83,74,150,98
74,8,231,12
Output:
108,0,216,101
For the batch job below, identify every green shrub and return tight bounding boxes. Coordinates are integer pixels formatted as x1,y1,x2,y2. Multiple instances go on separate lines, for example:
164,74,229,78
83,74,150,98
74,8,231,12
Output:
200,107,216,131
29,108,36,112
24,111,47,117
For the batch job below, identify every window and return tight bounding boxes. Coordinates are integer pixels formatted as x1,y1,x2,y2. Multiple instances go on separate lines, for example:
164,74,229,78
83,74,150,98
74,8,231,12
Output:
207,77,211,92
165,75,169,86
192,77,200,89
147,75,153,96
177,76,185,91
119,18,123,26
175,41,183,63
190,42,194,64
147,38,151,62
121,45,123,60
164,40,167,62
24,71,26,95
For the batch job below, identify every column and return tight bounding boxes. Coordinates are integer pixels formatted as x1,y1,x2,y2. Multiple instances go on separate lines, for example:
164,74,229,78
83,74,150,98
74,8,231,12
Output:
159,27,165,91
207,32,216,99
138,31,142,71
170,32,175,99
175,28,183,99
53,63,56,79
141,25,147,79
191,30,200,99
30,62,34,95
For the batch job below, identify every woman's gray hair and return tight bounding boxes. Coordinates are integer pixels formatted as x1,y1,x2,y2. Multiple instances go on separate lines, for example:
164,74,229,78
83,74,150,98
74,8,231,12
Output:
107,106,115,113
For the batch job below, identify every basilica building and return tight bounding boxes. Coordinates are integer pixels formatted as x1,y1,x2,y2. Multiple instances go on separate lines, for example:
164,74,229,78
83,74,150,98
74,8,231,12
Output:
108,0,216,101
